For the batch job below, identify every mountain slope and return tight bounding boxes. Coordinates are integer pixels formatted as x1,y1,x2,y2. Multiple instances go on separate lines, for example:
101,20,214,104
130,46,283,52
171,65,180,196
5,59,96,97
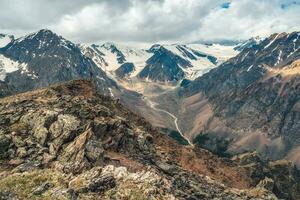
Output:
163,43,238,79
0,29,117,97
234,36,264,51
0,34,13,48
1,80,299,199
137,45,188,82
81,42,152,75
171,31,300,166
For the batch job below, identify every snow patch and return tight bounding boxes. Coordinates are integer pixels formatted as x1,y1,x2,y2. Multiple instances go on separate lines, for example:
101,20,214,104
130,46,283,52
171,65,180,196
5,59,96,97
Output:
241,51,250,62
264,34,279,49
0,55,38,81
0,55,23,81
108,87,114,98
288,35,300,58
169,43,238,79
275,50,283,66
92,42,152,77
247,65,254,72
0,35,12,48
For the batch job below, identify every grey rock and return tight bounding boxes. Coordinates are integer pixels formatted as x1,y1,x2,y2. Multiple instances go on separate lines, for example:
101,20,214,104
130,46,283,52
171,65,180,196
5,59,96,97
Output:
84,174,116,193
0,134,11,157
0,191,18,200
12,161,41,173
138,45,189,82
257,177,274,191
32,182,54,195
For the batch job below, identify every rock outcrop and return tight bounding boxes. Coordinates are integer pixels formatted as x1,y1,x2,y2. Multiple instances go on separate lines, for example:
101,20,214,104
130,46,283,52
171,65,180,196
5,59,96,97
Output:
233,152,300,199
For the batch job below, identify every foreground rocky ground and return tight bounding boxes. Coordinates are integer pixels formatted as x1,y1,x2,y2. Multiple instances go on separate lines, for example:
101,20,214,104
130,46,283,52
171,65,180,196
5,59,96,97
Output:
0,80,299,199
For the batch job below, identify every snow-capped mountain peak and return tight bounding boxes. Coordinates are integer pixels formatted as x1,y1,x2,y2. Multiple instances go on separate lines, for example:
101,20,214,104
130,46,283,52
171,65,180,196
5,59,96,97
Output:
234,36,266,51
0,29,118,97
148,44,163,53
81,41,240,82
12,29,76,53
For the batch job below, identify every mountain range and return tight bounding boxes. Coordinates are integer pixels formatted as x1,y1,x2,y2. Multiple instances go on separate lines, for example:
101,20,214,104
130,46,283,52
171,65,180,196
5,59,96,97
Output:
0,29,300,199
155,32,300,165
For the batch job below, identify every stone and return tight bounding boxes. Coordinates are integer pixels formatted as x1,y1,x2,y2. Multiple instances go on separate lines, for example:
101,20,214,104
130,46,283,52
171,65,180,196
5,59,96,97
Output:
59,128,93,163
85,140,104,162
8,158,24,166
20,110,57,146
16,147,27,158
12,161,41,173
12,136,26,147
49,114,80,152
257,177,274,191
49,114,80,139
69,167,116,193
85,174,115,193
33,126,49,147
156,161,177,175
0,191,18,200
0,135,11,158
32,182,54,195
50,188,77,200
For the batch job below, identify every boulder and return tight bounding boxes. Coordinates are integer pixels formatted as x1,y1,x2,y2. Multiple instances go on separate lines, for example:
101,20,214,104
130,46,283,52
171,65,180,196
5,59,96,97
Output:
32,182,54,195
49,114,80,154
69,167,115,193
20,110,58,146
0,134,11,158
257,177,274,191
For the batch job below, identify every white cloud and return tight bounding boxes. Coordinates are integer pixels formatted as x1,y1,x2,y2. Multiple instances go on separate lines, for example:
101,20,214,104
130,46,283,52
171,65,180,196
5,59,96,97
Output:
193,0,300,41
0,0,299,43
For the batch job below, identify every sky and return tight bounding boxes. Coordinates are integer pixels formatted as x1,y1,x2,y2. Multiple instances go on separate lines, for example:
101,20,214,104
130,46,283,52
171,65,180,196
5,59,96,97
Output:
0,0,300,44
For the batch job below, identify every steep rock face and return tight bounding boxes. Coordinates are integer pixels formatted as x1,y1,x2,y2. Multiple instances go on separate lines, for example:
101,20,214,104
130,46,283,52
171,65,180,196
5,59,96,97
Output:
0,29,117,97
138,46,190,82
115,62,135,78
0,80,291,199
180,32,300,166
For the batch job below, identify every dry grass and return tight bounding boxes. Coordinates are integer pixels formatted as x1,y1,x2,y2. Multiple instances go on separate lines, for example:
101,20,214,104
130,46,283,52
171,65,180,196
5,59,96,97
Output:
0,80,95,104
265,59,300,80
179,93,213,140
0,169,68,200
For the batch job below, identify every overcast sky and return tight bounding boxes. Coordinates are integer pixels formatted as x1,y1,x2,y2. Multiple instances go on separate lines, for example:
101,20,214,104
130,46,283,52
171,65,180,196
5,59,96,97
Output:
0,0,300,44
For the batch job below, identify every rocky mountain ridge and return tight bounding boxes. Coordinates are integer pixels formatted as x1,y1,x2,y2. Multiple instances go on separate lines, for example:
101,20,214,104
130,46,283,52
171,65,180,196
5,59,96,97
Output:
0,80,299,199
0,29,117,98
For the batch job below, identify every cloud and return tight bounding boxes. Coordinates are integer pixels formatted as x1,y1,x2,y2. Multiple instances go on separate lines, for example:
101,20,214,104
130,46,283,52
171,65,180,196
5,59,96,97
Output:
0,0,299,43
193,0,300,41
